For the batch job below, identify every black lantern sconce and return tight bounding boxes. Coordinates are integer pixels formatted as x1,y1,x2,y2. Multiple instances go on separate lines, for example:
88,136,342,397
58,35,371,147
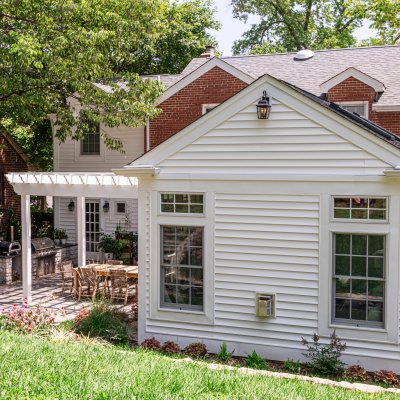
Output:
256,90,272,119
68,200,75,212
103,200,110,213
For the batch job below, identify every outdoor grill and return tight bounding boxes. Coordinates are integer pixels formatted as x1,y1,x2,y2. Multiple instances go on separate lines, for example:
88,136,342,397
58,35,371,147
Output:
0,241,21,256
31,237,57,276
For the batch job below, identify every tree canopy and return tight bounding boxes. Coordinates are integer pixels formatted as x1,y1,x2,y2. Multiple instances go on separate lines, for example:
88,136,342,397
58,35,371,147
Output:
231,0,398,55
0,0,218,168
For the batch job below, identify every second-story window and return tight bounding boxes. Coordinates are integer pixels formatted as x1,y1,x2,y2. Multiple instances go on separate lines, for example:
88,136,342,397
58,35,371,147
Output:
339,102,368,118
81,121,100,155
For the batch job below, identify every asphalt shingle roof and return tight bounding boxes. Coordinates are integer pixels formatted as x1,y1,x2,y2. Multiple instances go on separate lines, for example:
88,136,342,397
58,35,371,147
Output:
183,45,400,107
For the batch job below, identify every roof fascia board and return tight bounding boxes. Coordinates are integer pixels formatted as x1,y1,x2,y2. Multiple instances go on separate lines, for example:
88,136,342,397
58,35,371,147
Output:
320,67,385,93
126,74,400,170
372,104,400,112
156,57,254,105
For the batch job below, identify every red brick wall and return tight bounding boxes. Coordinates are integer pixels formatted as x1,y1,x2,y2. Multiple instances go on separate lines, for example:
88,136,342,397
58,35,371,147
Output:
148,66,248,149
327,77,400,135
0,132,29,235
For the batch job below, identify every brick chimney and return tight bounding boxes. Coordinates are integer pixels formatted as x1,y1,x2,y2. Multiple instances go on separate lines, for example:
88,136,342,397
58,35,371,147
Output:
200,45,215,58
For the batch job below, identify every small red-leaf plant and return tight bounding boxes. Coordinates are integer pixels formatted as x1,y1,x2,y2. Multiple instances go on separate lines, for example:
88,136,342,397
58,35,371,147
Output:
372,370,400,386
141,337,162,350
342,365,368,382
184,342,207,358
161,340,181,354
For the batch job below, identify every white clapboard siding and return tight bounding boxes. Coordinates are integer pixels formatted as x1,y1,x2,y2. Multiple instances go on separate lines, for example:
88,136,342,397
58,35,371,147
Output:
54,125,144,172
158,101,389,174
54,197,138,249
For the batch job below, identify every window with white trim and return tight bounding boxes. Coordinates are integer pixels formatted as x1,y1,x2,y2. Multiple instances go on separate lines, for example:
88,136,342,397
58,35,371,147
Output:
81,121,100,155
115,202,126,214
333,197,387,221
161,226,203,310
202,103,219,114
338,102,368,118
161,193,204,214
333,233,385,327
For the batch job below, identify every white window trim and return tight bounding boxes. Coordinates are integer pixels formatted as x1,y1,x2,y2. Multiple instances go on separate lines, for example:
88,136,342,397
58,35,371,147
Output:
202,103,220,115
318,194,399,343
330,195,389,223
114,201,127,215
337,101,369,119
159,192,205,217
149,190,215,325
74,124,106,162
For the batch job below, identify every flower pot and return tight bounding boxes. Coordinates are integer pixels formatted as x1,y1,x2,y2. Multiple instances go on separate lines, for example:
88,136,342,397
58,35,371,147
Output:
54,238,61,246
61,238,67,245
103,252,114,261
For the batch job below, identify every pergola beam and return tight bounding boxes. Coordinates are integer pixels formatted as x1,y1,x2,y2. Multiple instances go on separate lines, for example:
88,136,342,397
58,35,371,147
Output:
21,194,32,303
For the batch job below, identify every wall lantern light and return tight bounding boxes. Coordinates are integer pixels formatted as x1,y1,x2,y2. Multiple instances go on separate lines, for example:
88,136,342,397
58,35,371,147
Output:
103,200,110,213
67,200,75,212
256,90,272,119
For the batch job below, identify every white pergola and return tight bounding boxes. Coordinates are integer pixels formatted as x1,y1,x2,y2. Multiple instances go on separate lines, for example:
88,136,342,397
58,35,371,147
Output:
6,172,138,302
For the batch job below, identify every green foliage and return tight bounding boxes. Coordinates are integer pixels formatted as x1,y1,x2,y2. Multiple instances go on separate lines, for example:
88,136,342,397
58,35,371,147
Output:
217,341,234,362
2,331,398,399
283,358,302,374
245,350,268,370
0,0,218,157
231,0,398,55
73,302,131,344
301,331,346,376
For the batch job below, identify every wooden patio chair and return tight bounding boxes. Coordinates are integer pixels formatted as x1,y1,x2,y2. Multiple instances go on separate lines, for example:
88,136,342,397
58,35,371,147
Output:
109,269,131,305
76,267,101,301
60,260,74,295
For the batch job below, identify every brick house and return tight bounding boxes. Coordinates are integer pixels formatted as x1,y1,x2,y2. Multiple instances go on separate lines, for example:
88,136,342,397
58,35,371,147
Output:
0,128,33,239
49,45,400,256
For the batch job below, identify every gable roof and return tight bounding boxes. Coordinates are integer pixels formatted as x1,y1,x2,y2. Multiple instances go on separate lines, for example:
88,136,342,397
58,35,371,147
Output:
114,73,400,176
183,45,400,108
0,127,37,170
319,67,385,94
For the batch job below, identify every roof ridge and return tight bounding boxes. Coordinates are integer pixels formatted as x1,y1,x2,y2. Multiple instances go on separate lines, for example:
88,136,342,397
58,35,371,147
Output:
218,44,400,60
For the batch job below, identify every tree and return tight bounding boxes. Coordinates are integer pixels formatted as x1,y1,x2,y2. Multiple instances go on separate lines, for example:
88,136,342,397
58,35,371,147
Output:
0,0,218,167
367,0,400,44
231,0,366,55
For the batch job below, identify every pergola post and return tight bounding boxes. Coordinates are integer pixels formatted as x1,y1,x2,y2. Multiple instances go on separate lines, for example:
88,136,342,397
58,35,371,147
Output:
76,196,86,267
21,194,32,303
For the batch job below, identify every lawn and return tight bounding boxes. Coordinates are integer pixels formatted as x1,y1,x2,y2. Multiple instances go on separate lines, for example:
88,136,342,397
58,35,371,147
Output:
0,331,397,400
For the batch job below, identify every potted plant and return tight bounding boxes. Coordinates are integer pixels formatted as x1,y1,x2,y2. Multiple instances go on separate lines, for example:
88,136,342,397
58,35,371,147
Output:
53,228,63,245
60,229,68,245
97,233,117,260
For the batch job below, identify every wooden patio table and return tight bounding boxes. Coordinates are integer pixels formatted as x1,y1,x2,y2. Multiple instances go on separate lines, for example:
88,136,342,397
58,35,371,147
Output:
72,263,138,298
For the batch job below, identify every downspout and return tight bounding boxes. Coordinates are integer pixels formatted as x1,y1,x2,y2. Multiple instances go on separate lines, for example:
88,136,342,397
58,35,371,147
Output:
145,118,150,152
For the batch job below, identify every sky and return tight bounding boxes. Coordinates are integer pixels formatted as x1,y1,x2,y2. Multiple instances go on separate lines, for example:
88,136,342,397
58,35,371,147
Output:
210,0,376,56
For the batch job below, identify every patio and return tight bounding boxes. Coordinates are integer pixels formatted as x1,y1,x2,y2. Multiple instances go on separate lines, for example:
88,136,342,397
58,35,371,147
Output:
0,273,91,322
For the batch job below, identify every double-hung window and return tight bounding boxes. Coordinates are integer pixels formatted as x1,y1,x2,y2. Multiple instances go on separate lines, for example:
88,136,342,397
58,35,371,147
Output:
161,226,204,311
81,121,100,155
333,233,385,327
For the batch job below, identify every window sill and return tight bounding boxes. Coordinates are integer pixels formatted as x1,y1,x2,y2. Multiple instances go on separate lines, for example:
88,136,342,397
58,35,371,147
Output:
150,306,213,325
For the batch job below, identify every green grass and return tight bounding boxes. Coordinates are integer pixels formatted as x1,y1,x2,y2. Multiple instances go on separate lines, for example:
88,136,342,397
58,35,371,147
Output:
0,331,398,400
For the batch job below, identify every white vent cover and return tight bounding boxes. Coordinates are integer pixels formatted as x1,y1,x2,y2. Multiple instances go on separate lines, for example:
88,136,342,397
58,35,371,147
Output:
294,49,314,60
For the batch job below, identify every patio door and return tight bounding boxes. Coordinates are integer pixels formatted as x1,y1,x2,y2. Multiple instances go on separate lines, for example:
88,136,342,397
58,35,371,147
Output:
85,200,100,259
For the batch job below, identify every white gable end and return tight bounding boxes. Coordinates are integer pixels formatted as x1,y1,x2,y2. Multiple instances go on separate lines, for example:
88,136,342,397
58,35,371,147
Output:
158,98,390,175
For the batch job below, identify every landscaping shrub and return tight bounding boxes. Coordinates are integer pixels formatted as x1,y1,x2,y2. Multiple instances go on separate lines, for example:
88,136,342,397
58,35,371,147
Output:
141,337,162,350
301,331,346,376
245,351,268,370
372,370,400,386
342,365,368,382
0,299,62,334
161,341,181,354
283,359,302,374
73,302,131,345
184,342,207,358
217,341,234,362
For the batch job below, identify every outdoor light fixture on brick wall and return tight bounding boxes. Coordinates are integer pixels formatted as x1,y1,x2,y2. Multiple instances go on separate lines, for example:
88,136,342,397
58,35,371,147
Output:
256,91,271,119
